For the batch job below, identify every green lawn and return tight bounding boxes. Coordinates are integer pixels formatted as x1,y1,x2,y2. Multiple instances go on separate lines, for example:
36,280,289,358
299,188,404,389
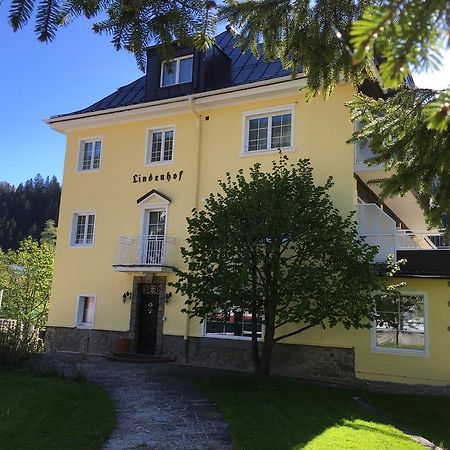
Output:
0,369,116,450
195,375,450,450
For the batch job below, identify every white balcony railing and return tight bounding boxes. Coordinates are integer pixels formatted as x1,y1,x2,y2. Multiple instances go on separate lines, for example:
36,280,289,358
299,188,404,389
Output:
396,230,449,250
354,131,383,172
356,203,397,262
356,204,449,262
113,235,175,270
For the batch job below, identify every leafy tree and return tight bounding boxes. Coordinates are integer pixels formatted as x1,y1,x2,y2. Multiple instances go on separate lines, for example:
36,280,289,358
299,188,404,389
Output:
172,157,398,375
0,237,54,331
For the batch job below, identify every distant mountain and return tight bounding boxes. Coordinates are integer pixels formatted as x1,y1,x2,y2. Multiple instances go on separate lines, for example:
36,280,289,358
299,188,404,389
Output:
0,175,61,250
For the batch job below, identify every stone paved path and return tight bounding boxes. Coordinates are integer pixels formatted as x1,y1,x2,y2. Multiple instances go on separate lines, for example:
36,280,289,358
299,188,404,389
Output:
30,353,231,450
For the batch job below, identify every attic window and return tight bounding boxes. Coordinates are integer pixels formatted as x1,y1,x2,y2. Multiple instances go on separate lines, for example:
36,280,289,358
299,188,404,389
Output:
161,55,193,87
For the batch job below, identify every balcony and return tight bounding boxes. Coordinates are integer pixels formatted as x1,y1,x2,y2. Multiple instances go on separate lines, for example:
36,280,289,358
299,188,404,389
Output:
113,235,175,272
356,204,450,276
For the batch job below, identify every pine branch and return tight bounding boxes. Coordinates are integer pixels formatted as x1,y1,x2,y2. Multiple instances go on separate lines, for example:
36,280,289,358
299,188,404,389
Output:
35,0,59,42
9,0,36,30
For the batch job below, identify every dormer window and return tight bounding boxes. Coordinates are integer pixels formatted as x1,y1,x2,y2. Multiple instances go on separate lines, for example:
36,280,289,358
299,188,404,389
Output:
161,55,193,87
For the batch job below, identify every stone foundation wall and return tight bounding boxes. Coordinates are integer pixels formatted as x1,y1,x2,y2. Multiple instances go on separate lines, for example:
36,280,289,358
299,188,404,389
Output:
45,326,130,355
161,335,355,383
45,328,355,382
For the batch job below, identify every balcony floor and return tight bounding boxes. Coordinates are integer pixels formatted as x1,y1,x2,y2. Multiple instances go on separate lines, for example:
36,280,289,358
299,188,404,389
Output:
112,264,174,273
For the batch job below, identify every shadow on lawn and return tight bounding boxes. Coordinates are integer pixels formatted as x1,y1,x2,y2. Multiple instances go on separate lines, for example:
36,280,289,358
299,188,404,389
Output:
341,419,416,442
195,374,446,450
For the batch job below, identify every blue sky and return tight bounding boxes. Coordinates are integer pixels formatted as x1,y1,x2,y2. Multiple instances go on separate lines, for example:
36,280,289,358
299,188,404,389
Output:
0,9,448,187
0,8,142,187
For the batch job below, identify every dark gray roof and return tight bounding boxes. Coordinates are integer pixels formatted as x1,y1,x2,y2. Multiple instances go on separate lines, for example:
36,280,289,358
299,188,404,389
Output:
58,31,292,118
216,31,291,85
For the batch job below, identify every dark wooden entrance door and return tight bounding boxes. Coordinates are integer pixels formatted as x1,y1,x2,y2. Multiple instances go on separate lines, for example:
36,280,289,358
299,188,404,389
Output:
137,283,160,354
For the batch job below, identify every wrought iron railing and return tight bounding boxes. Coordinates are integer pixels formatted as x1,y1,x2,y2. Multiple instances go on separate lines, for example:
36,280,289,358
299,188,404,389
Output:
114,235,175,268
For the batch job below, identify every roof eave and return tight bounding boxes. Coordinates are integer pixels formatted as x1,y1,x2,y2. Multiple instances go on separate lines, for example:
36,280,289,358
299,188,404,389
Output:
45,74,308,134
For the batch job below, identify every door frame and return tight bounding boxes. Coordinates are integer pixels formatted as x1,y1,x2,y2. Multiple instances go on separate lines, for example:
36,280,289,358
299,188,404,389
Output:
139,204,169,265
130,276,166,355
140,203,169,237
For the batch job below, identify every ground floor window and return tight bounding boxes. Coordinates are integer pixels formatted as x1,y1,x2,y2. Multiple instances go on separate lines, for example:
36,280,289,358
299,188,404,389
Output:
205,310,263,338
374,293,426,352
76,296,96,327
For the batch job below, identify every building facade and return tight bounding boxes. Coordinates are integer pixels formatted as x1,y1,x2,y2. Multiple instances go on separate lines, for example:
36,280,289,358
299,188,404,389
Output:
45,30,450,386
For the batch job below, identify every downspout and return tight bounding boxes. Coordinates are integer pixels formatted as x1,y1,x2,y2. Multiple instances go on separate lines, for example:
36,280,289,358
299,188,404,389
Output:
183,95,202,362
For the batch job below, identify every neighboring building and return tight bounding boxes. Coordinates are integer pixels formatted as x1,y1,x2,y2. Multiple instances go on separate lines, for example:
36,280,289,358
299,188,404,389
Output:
45,30,450,386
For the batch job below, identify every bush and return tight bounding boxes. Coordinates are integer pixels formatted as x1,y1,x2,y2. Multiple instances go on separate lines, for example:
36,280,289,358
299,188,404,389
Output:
0,325,42,366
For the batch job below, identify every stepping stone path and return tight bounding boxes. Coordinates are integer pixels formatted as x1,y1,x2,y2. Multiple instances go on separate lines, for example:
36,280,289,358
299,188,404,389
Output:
30,353,232,450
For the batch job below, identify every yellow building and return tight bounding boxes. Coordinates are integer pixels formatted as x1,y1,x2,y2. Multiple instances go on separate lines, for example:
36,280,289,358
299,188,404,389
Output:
46,30,450,386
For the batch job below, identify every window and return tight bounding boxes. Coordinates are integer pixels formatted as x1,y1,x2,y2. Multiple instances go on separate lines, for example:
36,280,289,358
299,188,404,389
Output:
205,310,263,339
374,294,426,353
71,212,96,246
76,296,96,327
161,55,193,87
146,128,174,164
146,210,166,237
244,109,293,153
78,139,102,171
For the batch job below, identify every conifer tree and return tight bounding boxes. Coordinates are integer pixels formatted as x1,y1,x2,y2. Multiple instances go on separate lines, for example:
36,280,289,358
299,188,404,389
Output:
6,0,217,69
221,0,449,231
4,0,449,229
40,219,57,248
0,176,61,250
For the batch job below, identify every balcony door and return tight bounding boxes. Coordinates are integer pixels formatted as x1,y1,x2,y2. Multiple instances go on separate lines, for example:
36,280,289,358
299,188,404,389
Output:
142,209,166,265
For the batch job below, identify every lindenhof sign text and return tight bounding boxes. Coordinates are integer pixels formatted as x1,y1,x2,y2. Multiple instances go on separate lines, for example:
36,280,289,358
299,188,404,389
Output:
132,170,184,184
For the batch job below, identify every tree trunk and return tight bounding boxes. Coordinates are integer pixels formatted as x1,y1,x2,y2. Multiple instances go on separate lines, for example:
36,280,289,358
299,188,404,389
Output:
257,308,275,376
258,337,274,376
251,304,260,372
250,255,260,372
257,244,278,376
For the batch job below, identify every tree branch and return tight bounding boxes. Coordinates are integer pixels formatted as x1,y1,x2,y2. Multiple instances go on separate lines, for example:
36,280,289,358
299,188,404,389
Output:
274,320,289,329
273,323,316,343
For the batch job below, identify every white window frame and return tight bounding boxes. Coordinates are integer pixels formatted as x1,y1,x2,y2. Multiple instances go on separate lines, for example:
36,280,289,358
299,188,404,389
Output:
141,205,169,238
145,126,175,165
241,105,295,155
76,294,96,328
77,137,103,172
160,55,194,87
203,311,264,341
371,291,429,357
139,202,170,265
70,210,96,247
